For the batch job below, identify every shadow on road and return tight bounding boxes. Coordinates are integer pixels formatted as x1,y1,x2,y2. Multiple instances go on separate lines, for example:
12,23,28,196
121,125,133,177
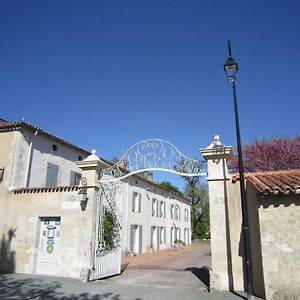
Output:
0,272,133,300
185,266,210,290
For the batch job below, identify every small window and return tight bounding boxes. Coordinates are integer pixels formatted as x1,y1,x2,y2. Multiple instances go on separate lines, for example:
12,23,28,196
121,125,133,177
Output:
160,227,165,244
185,209,188,222
47,226,56,239
78,156,83,161
176,206,180,220
152,199,157,216
52,145,57,151
132,192,141,213
160,201,165,218
170,205,175,219
70,171,81,185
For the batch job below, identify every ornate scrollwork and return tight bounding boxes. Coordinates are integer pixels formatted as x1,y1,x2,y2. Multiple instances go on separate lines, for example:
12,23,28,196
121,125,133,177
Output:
99,139,206,183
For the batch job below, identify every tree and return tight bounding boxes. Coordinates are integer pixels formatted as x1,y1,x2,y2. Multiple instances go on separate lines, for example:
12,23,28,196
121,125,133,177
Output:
229,136,300,172
184,181,209,239
181,161,210,239
159,181,182,195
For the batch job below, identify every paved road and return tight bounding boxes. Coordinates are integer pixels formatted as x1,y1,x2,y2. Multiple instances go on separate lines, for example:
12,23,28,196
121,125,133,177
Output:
112,243,212,290
0,243,259,299
0,272,249,300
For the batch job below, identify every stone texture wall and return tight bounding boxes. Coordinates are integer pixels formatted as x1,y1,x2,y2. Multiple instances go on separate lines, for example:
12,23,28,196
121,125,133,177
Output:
228,180,300,300
257,194,300,300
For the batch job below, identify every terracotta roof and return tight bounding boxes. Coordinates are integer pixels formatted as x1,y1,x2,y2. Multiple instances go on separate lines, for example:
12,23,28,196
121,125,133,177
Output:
0,118,8,125
232,169,300,195
13,186,80,194
0,119,90,155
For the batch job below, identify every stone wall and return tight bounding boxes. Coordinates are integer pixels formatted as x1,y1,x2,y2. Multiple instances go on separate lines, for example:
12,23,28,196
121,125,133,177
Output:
257,193,300,300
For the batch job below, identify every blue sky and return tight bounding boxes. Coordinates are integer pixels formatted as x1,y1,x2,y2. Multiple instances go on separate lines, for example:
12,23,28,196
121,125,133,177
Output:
1,1,300,190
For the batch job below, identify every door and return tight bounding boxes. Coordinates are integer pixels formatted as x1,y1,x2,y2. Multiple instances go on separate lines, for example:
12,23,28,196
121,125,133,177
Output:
131,225,139,254
171,227,175,246
151,226,157,250
36,217,61,275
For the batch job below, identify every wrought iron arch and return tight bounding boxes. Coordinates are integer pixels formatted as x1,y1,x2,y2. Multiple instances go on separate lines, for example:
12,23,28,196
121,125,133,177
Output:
99,138,207,183
93,139,206,279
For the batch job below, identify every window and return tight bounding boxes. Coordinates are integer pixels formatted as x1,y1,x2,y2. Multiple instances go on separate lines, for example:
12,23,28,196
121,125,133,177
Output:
152,199,157,216
160,227,165,244
170,205,175,219
132,192,141,213
160,201,165,218
176,206,180,220
184,209,188,222
70,171,81,185
45,163,59,187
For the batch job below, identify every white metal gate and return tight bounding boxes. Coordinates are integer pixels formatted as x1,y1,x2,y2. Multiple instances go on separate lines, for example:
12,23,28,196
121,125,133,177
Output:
91,139,206,280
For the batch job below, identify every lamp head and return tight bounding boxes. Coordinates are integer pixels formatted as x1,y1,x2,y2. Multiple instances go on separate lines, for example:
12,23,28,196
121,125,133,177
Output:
224,57,238,82
78,187,88,202
224,40,238,82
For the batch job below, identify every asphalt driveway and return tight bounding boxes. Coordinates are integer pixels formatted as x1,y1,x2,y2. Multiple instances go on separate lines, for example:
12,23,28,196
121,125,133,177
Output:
0,242,255,299
111,242,212,290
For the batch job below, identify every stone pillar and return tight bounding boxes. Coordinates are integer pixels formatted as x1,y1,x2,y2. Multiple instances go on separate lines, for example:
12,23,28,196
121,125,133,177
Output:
200,135,233,291
76,150,108,281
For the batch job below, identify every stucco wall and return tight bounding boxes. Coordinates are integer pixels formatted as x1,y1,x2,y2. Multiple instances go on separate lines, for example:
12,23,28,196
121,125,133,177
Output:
257,194,300,300
27,131,86,187
0,128,87,190
0,131,15,236
0,188,95,279
227,180,245,291
227,180,300,299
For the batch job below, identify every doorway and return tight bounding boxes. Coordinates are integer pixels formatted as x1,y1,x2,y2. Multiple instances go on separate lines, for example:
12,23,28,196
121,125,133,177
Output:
36,217,61,275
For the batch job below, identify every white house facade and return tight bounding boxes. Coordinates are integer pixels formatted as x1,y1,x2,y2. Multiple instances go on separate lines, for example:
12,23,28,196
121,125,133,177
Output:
121,175,191,255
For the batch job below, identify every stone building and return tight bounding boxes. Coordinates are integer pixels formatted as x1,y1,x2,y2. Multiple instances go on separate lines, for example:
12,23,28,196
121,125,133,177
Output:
0,118,191,279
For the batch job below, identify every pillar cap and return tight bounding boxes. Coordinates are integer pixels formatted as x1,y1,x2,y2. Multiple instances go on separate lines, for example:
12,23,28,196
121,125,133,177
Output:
199,135,233,161
76,149,109,171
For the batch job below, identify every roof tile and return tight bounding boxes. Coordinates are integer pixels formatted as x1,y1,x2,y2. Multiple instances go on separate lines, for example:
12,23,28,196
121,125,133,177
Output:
232,169,300,195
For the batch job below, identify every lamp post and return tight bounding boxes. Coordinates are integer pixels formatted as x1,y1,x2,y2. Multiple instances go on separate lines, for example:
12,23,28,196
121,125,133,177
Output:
224,41,254,300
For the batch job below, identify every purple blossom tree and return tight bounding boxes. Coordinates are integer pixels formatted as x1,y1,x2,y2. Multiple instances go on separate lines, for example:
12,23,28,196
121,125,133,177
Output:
228,136,300,172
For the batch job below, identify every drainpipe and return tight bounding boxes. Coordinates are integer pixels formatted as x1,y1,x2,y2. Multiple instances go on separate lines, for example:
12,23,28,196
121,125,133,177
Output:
25,130,38,188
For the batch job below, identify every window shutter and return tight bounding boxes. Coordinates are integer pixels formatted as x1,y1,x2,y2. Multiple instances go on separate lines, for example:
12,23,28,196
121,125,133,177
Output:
130,225,134,253
132,193,135,212
152,199,155,216
70,171,75,185
138,194,141,213
139,225,142,253
46,163,59,187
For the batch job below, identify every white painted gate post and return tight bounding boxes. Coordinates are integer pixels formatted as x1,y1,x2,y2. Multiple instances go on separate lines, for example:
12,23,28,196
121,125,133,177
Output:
200,135,234,291
76,150,107,281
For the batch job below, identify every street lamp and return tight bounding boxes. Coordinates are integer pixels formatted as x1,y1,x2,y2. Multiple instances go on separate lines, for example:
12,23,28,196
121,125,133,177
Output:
224,41,254,300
